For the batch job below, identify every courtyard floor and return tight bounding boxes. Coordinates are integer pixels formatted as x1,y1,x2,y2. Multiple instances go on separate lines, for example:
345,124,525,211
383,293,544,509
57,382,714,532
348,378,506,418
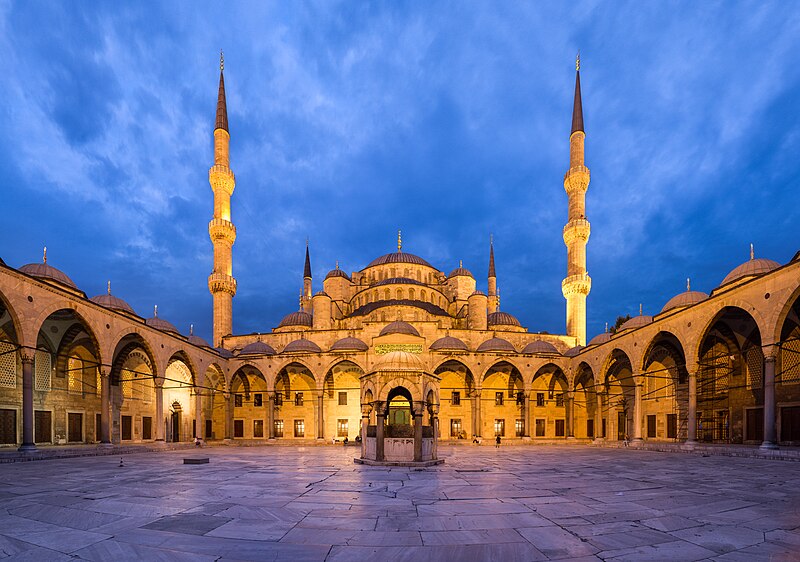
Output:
0,445,798,561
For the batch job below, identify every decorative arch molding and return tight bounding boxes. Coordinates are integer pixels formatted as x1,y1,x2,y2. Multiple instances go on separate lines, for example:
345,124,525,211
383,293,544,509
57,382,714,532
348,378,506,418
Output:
480,356,526,382
690,299,770,364
0,287,23,347
770,280,800,346
322,357,367,378
166,351,199,388
110,336,159,387
35,307,104,371
376,376,423,403
107,329,160,379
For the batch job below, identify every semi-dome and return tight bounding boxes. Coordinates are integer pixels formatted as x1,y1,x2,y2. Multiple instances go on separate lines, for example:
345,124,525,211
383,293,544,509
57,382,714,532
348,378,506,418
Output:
91,293,136,315
619,315,653,331
330,337,369,352
325,268,350,281
372,350,425,372
19,262,78,290
283,338,322,353
146,316,181,335
430,336,469,352
379,320,420,337
365,252,434,269
564,345,584,357
487,311,521,327
448,266,474,279
476,337,516,353
661,290,709,313
215,347,234,358
278,310,313,328
521,340,559,354
587,332,612,346
240,341,276,356
720,258,780,287
188,335,211,348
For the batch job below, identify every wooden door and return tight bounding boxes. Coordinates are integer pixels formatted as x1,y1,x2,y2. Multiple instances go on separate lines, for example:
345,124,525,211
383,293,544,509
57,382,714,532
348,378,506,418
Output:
34,410,51,443
68,413,82,442
0,409,16,444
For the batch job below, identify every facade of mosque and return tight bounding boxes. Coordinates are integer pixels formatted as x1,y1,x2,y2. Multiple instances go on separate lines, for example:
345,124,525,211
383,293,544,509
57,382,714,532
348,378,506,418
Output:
0,58,798,457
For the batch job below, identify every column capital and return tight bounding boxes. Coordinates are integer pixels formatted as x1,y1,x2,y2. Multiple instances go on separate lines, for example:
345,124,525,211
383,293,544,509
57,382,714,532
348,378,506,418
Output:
763,344,779,361
361,404,372,417
20,351,34,365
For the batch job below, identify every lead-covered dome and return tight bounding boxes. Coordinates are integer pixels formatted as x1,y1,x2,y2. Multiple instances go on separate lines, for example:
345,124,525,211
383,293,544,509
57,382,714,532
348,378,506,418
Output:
330,337,368,352
587,332,612,346
325,268,351,281
720,258,780,287
521,340,559,354
188,335,211,348
91,293,136,315
487,311,521,327
619,315,653,331
379,321,420,337
19,262,78,290
564,345,584,357
146,316,181,335
476,337,516,353
365,252,434,269
283,338,322,353
430,336,469,352
661,291,709,313
240,341,276,356
372,350,425,372
278,311,313,328
448,266,473,278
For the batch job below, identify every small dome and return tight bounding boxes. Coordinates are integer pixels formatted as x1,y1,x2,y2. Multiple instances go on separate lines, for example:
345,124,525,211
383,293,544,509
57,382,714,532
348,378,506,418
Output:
365,252,434,269
19,263,77,290
448,267,474,279
283,339,322,354
587,332,612,346
325,268,351,281
521,340,559,354
476,337,516,353
330,337,368,352
313,291,330,298
372,350,425,372
278,311,313,328
470,290,486,297
379,321,420,337
430,336,469,352
619,315,653,331
240,341,276,356
661,291,709,313
188,335,211,348
146,316,181,335
564,345,584,357
91,294,136,315
215,347,234,358
720,258,780,287
487,311,521,327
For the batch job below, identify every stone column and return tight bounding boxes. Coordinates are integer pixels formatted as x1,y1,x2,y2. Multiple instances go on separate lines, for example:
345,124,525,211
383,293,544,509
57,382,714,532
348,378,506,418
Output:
360,404,371,458
224,394,233,440
593,390,604,441
413,402,423,462
429,404,439,460
687,371,697,444
566,391,575,439
155,383,165,441
100,370,111,445
316,391,324,440
761,350,778,450
268,392,276,440
523,394,531,438
375,403,385,461
474,389,482,438
18,353,36,452
195,389,204,439
633,380,643,441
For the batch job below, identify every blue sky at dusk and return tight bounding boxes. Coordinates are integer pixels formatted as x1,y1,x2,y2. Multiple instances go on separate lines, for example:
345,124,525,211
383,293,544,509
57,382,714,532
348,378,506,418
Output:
1,2,799,343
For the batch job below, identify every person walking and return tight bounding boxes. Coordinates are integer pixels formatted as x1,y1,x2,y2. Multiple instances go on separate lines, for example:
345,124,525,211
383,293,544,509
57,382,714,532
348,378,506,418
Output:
495,435,501,448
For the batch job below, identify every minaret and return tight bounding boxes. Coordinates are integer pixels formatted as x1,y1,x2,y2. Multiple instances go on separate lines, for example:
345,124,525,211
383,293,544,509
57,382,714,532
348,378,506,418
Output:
208,52,237,347
561,53,591,346
487,236,498,313
302,240,312,313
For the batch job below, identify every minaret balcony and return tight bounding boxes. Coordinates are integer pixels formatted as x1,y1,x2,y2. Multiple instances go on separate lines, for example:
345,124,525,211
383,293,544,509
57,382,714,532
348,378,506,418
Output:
208,273,237,296
561,273,592,297
563,165,590,195
208,218,237,245
562,219,591,245
209,165,235,195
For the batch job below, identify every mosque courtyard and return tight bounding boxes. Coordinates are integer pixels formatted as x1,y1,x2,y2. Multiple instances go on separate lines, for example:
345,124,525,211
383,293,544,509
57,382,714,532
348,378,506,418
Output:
0,446,797,561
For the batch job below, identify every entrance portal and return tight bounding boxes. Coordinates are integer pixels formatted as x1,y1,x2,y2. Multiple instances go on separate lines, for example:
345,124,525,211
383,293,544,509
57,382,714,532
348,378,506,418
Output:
171,402,181,442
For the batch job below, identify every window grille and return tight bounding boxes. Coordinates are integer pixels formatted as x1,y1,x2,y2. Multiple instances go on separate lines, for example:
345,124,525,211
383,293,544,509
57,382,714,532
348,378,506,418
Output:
0,341,16,389
96,368,101,397
121,369,133,398
338,392,347,406
68,356,82,394
337,419,348,437
451,391,460,406
782,337,800,384
34,349,51,391
745,346,764,390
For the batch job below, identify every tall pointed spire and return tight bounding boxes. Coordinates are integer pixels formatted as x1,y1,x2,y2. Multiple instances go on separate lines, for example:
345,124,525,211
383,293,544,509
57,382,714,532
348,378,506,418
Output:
304,239,312,279
488,235,496,278
215,50,229,132
571,52,584,135
487,235,498,313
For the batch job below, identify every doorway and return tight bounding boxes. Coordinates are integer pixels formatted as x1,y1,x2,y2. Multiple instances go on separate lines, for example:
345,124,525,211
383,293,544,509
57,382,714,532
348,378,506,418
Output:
617,411,627,441
171,402,181,442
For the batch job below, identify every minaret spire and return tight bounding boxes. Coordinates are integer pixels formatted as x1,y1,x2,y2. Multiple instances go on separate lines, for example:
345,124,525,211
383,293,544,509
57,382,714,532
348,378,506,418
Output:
302,240,312,312
562,56,592,345
488,235,498,313
208,52,237,347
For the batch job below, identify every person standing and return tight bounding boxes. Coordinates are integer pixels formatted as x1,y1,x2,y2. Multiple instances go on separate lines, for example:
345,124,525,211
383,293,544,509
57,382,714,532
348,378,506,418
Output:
495,435,501,448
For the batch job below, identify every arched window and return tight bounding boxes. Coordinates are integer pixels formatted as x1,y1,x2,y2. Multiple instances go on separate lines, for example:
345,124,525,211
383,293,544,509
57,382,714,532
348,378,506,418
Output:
396,289,403,300
409,288,415,300
420,290,426,302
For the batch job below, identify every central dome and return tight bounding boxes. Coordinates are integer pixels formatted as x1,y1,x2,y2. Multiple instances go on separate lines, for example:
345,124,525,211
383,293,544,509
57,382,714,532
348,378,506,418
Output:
365,252,434,269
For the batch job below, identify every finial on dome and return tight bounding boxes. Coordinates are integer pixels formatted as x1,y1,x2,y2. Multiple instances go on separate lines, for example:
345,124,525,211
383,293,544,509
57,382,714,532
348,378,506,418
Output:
190,324,194,336
107,280,111,295
397,230,402,252
43,246,47,264
605,321,608,333
335,260,339,270
220,50,224,72
750,243,754,260
154,305,158,318
459,259,463,268
687,278,691,292
639,303,643,316
576,50,581,71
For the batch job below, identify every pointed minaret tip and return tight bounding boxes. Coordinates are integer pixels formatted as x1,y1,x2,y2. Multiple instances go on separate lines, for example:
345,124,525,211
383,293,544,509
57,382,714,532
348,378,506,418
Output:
215,52,229,132
303,241,312,279
576,50,580,71
571,54,584,135
488,236,496,278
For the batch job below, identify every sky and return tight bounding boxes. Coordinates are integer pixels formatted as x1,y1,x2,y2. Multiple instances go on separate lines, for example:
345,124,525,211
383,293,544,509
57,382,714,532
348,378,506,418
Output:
1,1,799,343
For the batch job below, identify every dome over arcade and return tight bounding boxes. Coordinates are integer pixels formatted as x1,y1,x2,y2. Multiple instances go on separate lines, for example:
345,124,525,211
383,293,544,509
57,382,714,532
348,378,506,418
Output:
521,340,559,354
564,345,584,357
19,262,78,290
146,314,181,335
215,347,234,358
91,293,136,315
379,320,420,337
239,341,276,356
587,332,612,346
720,257,780,287
430,336,469,352
487,311,521,327
476,337,516,353
283,338,322,354
365,252,434,270
619,315,653,331
372,350,426,372
278,311,313,329
330,337,369,352
661,290,709,313
188,335,211,348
